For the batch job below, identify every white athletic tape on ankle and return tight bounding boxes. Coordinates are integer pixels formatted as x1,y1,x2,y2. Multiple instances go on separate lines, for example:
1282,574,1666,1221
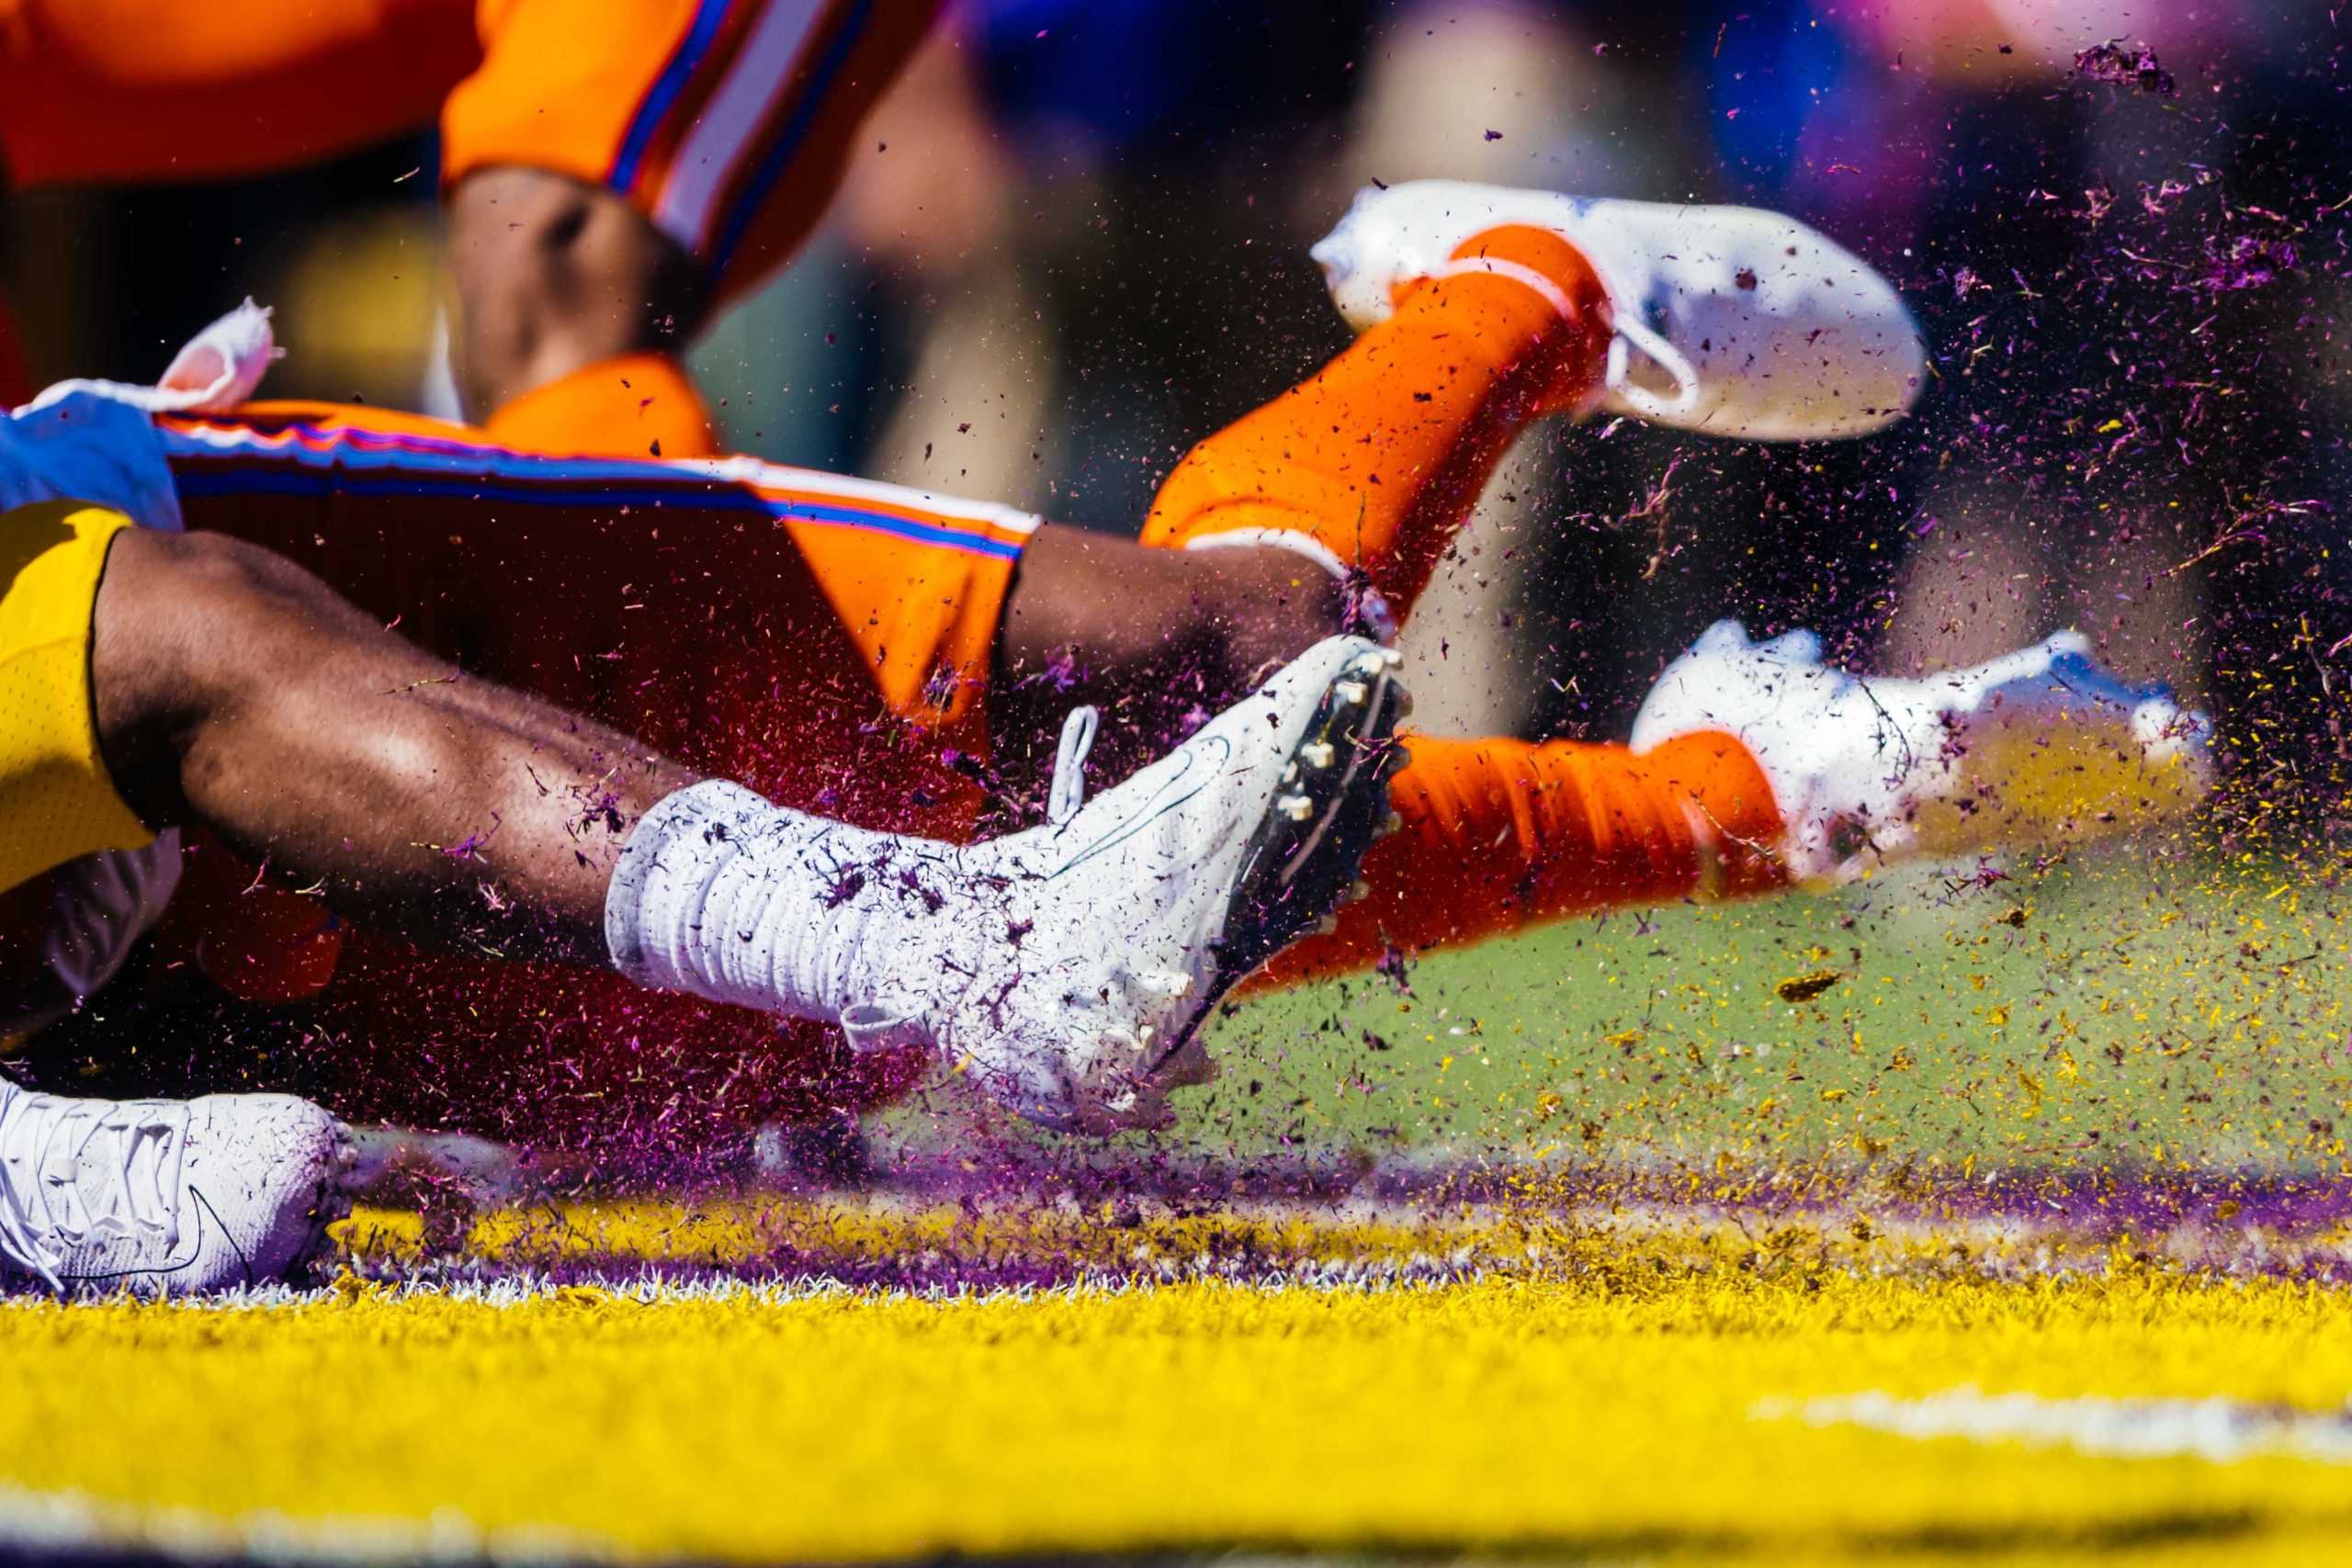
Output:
1179,529,1397,643
602,779,770,988
1425,256,1577,323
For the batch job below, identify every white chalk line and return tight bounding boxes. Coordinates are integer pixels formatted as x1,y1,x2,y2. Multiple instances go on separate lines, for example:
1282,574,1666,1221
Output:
1758,1384,2352,1465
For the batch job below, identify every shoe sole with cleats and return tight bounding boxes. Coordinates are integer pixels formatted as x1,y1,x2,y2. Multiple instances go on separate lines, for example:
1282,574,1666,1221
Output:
1148,643,1409,1073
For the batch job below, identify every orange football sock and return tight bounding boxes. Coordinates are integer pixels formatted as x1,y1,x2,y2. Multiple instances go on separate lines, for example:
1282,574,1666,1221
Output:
1247,729,1789,990
1141,225,1610,618
1140,228,1778,980
484,351,718,459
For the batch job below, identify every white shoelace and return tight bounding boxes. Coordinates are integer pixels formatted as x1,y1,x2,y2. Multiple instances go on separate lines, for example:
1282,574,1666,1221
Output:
838,705,1100,1061
1046,705,1100,827
1602,317,1703,423
0,1088,186,1289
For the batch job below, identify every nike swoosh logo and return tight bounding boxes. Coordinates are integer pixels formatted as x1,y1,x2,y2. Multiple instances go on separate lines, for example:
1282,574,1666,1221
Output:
57,1187,237,1288
1046,734,1233,881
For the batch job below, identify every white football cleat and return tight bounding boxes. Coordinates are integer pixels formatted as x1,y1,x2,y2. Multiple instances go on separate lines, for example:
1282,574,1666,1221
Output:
1310,179,1925,441
1629,620,2212,881
0,1079,356,1296
917,635,1409,1133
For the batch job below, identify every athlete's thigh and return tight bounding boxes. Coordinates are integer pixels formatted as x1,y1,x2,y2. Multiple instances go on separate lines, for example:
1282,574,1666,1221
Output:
150,402,994,1147
156,402,1021,830
444,0,941,306
0,0,478,186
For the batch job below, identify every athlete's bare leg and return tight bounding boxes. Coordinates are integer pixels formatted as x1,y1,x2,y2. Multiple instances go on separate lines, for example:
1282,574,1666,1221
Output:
86,522,1405,1133
94,526,696,966
989,528,1347,786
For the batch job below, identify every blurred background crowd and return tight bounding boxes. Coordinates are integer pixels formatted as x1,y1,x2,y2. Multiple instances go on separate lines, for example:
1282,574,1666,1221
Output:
9,0,2346,827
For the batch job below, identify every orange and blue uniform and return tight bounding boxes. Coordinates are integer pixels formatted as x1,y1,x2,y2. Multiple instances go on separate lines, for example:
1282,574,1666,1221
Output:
447,0,937,312
0,0,933,307
0,0,937,447
143,400,1035,1148
158,402,1028,734
0,188,1792,1149
118,385,1781,1149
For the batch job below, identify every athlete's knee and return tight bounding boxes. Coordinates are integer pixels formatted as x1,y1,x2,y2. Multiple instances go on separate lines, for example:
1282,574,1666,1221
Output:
88,529,298,812
123,525,310,610
1004,526,1347,694
101,526,263,637
95,530,306,710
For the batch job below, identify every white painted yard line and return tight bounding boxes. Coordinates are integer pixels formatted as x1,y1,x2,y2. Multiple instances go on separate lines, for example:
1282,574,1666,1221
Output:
1758,1385,2352,1465
0,1267,1483,1313
0,1480,619,1564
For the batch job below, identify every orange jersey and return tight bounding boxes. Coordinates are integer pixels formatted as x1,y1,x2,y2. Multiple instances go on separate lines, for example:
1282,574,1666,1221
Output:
0,0,476,186
0,0,935,300
447,0,939,303
162,400,1028,743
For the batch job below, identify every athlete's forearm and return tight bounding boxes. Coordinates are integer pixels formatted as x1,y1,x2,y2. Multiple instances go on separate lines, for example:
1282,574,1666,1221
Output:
447,168,710,422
